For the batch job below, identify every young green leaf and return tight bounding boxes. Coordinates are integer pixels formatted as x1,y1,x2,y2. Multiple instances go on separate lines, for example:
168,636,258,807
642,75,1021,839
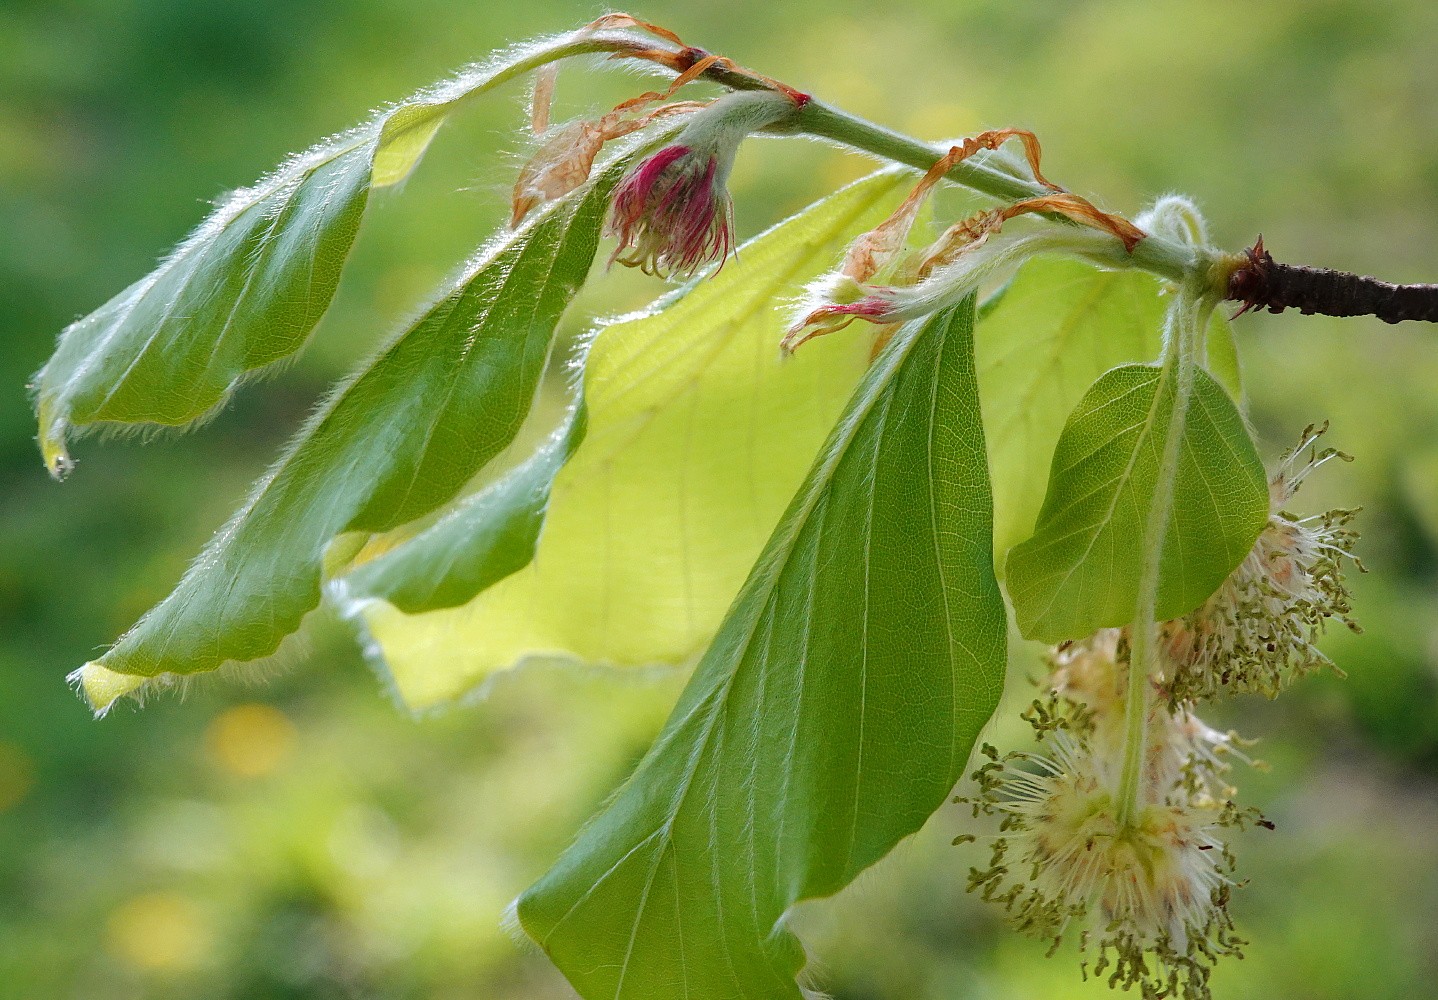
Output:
333,404,586,614
32,26,643,477
348,171,905,710
33,140,369,478
976,258,1166,564
516,298,1006,1000
71,157,628,715
1005,362,1268,644
977,257,1248,568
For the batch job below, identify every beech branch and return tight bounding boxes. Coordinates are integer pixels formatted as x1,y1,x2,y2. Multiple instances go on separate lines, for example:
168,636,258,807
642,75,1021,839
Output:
1226,238,1438,324
603,21,1438,320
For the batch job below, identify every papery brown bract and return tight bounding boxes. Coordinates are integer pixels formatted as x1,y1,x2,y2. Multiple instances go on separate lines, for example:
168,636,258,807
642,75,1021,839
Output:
783,129,1145,355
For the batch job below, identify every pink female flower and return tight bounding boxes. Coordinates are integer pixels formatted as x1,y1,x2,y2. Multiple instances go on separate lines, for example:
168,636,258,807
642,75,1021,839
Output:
608,143,733,276
606,89,801,278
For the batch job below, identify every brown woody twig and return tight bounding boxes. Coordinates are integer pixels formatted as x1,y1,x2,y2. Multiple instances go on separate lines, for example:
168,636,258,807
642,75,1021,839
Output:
1228,237,1438,324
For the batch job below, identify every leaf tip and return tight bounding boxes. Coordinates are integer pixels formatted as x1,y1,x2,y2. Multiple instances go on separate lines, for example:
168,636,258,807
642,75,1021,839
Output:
68,662,146,717
37,402,73,479
373,105,451,188
498,897,540,953
43,444,73,480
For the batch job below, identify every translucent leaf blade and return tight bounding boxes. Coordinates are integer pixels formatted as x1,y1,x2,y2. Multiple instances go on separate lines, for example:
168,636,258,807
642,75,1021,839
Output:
72,160,627,712
1005,362,1269,644
517,298,1006,1000
351,171,907,710
976,258,1246,568
1205,308,1243,400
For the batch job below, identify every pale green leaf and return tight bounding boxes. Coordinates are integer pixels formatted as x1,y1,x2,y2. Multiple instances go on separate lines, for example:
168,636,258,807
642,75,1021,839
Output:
1005,363,1268,644
976,257,1249,567
33,27,637,476
351,171,906,711
72,158,628,714
517,298,1006,1000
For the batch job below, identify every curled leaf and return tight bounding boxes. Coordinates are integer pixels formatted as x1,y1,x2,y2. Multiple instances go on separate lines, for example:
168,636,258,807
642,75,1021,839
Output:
69,154,636,714
35,23,660,477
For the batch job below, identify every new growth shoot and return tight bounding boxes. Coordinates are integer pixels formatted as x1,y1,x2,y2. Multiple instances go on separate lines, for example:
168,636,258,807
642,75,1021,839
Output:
514,19,1365,997
41,12,1412,1000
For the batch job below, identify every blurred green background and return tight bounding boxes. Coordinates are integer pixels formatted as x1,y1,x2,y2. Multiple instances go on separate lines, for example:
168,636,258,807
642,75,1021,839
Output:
3,1,1438,997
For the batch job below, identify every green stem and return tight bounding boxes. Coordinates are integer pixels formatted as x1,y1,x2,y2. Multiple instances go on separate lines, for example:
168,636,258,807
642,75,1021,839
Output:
668,51,1200,282
488,27,1233,826
1113,287,1211,827
539,29,1202,285
461,30,662,106
573,38,1199,283
695,46,1218,823
791,100,1194,283
796,102,1048,203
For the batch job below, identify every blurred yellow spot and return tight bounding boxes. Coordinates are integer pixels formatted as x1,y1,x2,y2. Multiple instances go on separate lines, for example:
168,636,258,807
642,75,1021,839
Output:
105,892,213,971
206,703,298,778
0,741,34,812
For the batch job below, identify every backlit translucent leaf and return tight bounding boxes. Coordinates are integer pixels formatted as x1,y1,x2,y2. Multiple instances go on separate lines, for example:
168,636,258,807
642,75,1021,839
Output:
33,27,641,476
350,171,906,710
1205,308,1243,400
1005,363,1268,644
72,158,629,715
517,298,1006,1000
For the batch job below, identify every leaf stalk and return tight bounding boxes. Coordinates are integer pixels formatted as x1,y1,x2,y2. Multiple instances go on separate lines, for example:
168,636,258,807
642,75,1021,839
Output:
610,30,1198,283
1114,280,1215,827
